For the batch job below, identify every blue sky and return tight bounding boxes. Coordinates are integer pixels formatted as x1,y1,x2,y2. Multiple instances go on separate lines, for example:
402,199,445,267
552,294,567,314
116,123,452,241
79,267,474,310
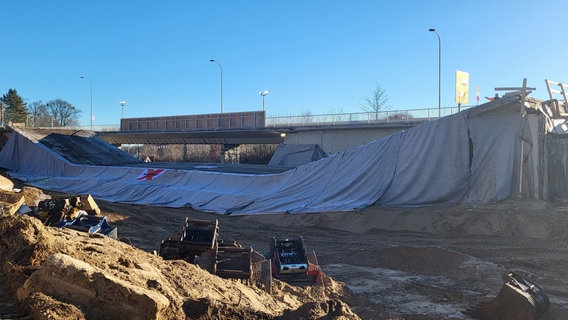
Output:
1,1,566,126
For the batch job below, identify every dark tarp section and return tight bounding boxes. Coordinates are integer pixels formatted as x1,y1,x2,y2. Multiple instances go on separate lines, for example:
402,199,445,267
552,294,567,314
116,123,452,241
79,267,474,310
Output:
38,132,140,166
545,133,568,202
268,144,327,167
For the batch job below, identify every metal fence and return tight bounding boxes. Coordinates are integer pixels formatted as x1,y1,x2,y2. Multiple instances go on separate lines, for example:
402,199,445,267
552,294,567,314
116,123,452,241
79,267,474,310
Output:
265,106,471,127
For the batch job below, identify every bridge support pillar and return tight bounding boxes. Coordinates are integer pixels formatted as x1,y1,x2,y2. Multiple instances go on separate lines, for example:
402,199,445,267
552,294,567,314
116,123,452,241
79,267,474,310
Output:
221,144,240,164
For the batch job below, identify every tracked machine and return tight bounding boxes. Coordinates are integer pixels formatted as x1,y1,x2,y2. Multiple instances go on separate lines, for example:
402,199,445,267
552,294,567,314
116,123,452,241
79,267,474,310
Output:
159,218,219,263
159,218,260,283
159,219,323,291
268,237,323,285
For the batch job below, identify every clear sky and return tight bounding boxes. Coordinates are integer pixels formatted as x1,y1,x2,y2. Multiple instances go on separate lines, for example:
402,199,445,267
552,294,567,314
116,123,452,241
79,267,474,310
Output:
1,0,567,127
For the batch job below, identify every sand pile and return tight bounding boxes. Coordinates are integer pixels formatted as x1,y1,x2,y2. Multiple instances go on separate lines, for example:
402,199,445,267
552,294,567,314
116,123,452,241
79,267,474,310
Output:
0,214,359,319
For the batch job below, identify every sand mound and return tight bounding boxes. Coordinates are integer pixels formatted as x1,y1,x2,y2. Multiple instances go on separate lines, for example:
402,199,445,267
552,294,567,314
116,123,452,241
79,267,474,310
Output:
0,215,358,319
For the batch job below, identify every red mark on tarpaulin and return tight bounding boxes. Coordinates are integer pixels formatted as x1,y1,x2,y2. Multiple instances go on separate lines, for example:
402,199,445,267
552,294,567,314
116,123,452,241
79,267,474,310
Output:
136,169,166,181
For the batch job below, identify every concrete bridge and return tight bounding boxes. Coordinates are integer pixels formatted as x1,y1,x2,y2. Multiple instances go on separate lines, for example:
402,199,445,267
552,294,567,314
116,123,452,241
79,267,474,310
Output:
96,106,468,155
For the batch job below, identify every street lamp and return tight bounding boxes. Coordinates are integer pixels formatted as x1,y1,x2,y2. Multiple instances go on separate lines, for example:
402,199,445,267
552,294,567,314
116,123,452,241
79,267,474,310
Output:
209,59,223,113
259,90,269,111
119,100,126,119
429,28,441,118
80,76,93,130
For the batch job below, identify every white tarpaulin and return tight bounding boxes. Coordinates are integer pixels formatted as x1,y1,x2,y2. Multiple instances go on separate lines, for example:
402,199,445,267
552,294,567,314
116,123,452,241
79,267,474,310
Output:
0,97,537,214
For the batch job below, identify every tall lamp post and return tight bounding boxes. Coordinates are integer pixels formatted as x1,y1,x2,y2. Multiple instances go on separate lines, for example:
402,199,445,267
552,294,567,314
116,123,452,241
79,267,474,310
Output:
119,100,126,119
209,59,223,113
429,28,441,118
80,76,93,130
259,90,269,111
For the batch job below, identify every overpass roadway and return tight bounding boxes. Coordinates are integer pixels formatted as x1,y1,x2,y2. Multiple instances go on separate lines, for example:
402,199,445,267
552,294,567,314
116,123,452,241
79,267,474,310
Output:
98,128,288,145
97,120,424,155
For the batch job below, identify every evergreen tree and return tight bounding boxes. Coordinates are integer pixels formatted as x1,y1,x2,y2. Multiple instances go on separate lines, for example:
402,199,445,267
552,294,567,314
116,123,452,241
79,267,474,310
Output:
0,89,28,124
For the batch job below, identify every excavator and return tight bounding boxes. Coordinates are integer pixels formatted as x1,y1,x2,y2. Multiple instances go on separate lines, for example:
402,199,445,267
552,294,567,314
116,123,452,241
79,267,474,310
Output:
464,271,549,320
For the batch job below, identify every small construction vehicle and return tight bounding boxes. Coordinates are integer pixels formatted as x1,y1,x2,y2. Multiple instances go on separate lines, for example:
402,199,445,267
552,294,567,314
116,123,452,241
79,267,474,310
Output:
160,218,259,283
464,271,549,320
159,218,219,263
268,237,322,285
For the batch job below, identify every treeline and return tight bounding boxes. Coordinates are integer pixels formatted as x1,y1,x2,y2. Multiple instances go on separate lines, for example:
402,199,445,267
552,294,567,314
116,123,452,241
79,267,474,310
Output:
0,89,81,127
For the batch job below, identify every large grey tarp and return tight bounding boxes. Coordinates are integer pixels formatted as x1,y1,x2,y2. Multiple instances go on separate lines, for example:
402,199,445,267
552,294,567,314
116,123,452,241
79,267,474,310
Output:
0,98,535,214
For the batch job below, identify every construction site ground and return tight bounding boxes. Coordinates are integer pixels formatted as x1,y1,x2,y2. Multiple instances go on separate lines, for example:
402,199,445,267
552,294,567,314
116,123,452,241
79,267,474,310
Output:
0,177,567,319
98,198,568,319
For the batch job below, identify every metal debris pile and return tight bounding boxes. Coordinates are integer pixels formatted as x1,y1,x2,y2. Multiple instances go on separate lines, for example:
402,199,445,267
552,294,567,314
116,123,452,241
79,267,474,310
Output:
0,177,117,239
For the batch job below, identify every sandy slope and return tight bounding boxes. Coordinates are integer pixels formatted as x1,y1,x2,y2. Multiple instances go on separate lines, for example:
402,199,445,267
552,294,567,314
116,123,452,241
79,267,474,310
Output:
97,199,568,319
0,214,357,319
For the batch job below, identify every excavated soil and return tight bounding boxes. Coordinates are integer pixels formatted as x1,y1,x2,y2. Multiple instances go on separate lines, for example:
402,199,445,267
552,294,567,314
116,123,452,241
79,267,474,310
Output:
1,193,568,319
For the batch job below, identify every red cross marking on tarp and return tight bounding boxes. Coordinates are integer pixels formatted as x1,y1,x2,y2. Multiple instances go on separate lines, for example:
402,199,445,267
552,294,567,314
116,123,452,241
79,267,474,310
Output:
136,169,165,181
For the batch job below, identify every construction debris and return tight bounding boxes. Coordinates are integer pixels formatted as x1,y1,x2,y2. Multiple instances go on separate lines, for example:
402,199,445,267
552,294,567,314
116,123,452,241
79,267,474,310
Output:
0,189,25,217
55,213,118,239
78,194,101,215
0,175,14,192
0,176,115,239
21,186,50,207
464,271,550,320
31,195,116,238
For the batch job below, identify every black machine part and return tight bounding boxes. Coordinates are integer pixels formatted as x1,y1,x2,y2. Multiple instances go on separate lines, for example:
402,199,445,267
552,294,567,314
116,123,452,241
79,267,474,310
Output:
464,271,550,320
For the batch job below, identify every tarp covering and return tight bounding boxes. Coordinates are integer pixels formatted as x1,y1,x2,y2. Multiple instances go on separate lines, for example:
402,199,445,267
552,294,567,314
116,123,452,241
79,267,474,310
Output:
268,144,327,167
545,133,568,202
0,97,537,214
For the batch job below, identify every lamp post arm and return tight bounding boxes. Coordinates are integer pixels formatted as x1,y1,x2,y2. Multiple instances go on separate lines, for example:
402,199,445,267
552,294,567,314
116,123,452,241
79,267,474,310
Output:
210,60,224,113
428,29,442,118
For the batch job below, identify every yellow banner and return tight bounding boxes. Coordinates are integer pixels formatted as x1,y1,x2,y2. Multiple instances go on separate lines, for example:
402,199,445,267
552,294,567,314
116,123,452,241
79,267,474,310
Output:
455,70,469,105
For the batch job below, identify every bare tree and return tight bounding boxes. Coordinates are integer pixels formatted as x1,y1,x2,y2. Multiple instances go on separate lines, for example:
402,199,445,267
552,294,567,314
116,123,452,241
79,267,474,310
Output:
27,100,52,127
45,99,81,127
361,84,390,120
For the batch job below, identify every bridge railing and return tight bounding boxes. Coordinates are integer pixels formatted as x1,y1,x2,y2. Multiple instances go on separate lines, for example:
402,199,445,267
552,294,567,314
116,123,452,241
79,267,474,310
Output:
265,106,471,127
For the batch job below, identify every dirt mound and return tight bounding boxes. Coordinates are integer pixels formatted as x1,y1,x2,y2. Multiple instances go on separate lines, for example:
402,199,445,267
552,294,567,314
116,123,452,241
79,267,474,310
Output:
0,215,358,319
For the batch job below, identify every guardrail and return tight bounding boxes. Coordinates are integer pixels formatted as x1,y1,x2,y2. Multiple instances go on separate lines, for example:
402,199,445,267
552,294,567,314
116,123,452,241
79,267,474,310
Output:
38,105,473,132
265,106,471,127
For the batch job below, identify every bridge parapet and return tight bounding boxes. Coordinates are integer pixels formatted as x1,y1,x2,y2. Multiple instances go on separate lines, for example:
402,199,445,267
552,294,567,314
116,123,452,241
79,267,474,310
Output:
119,111,265,132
